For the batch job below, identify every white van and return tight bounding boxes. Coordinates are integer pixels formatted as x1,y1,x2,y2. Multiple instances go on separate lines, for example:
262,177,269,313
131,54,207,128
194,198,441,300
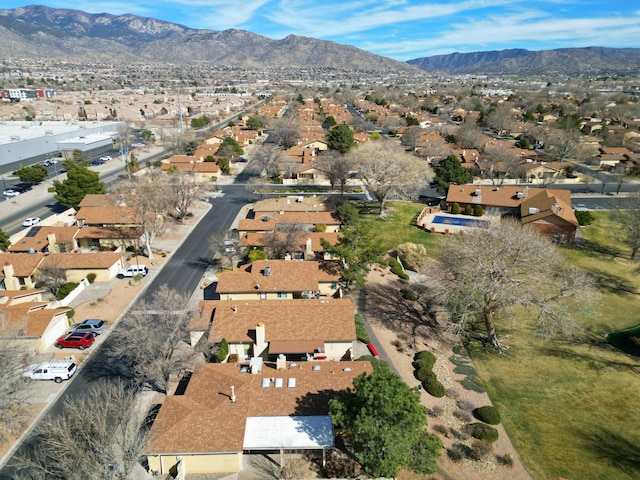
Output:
23,359,77,383
116,265,149,279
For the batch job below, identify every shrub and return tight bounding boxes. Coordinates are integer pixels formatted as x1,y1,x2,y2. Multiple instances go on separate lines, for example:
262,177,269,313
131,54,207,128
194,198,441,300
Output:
423,379,446,397
397,242,426,270
457,399,477,411
432,424,449,437
248,248,268,263
48,187,55,193
497,453,514,467
414,350,436,369
86,272,97,284
460,376,486,393
575,210,595,226
453,409,473,422
469,439,494,461
56,282,78,300
473,204,483,216
216,338,229,363
451,202,460,214
356,355,387,370
400,287,417,301
446,388,461,399
313,224,327,232
474,405,501,425
467,423,499,443
414,367,435,382
464,204,473,215
447,444,469,462
430,404,444,417
126,245,136,252
354,313,370,343
64,308,75,319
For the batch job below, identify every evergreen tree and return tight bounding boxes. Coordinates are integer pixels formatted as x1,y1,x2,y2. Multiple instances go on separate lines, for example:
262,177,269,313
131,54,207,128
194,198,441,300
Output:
54,160,105,209
326,125,356,154
433,154,472,194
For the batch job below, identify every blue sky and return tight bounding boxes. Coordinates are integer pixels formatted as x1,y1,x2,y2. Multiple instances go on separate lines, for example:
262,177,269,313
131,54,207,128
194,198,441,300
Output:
4,1,640,60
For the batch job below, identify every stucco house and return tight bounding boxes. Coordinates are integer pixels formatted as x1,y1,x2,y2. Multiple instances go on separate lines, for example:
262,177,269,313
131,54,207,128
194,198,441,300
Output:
206,298,357,362
214,260,341,301
146,360,373,476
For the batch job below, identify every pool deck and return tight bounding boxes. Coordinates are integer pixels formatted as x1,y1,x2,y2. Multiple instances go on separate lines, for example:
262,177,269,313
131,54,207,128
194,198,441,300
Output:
416,207,491,234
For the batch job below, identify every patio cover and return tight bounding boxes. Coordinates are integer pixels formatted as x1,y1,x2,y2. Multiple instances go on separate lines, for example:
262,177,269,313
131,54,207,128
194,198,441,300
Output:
243,416,334,450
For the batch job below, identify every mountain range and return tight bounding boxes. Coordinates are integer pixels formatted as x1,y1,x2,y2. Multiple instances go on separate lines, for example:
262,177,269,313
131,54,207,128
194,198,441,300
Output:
0,5,637,76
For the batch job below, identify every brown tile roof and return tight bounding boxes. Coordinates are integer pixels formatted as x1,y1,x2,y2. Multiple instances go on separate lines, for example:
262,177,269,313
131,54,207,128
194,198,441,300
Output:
78,194,122,208
74,226,142,240
40,252,123,269
253,196,332,213
0,253,45,277
75,206,138,225
1,304,69,337
216,260,341,294
238,211,339,232
520,189,578,227
167,155,198,163
446,185,554,208
239,232,341,251
9,226,80,252
147,360,373,454
209,298,356,343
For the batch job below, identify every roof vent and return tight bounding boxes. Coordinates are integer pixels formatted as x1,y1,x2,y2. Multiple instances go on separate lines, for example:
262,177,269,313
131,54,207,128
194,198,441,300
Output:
312,365,321,371
516,191,524,199
475,189,481,196
287,378,297,388
274,378,283,388
263,266,271,277
261,378,270,388
263,214,270,221
528,207,539,215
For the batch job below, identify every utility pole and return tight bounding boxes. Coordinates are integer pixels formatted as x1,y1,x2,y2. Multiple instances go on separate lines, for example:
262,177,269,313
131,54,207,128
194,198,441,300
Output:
178,88,183,133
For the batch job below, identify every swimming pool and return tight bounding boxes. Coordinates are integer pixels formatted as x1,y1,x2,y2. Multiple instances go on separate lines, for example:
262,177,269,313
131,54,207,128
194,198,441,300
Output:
431,215,489,228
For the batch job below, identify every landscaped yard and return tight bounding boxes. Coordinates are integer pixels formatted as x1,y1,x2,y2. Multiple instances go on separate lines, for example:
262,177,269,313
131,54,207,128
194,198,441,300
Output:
363,204,640,480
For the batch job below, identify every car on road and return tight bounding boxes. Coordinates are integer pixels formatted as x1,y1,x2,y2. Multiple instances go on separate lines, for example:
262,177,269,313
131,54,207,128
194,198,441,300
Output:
43,159,58,167
22,217,41,227
23,359,77,383
116,265,149,279
89,158,106,165
67,318,107,336
3,189,20,197
54,332,95,350
99,155,113,162
13,183,33,193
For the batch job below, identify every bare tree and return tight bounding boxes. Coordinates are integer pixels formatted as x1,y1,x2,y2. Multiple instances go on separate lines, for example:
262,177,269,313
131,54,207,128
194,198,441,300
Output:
582,173,596,193
14,380,150,480
482,146,524,186
611,193,640,259
544,129,581,162
0,317,34,445
106,285,197,393
348,140,430,216
208,232,238,269
317,151,354,193
599,171,612,194
611,165,627,195
117,123,134,154
164,130,196,155
484,104,515,136
400,126,422,152
267,117,301,149
119,178,170,260
263,223,306,259
439,218,596,350
166,169,204,220
34,263,67,296
380,116,405,135
455,121,484,149
253,144,287,178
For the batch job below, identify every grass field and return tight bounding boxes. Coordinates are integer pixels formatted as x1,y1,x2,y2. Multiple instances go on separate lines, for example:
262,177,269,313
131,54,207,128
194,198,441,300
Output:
364,205,640,480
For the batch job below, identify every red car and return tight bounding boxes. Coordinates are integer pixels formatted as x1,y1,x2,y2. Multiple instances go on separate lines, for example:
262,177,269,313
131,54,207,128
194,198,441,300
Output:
55,332,95,350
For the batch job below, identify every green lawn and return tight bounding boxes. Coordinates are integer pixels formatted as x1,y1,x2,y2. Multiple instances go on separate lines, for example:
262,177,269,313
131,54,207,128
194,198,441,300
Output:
364,204,640,480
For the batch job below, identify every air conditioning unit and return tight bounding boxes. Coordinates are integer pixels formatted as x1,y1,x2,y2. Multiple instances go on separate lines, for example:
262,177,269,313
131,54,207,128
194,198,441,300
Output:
528,207,539,215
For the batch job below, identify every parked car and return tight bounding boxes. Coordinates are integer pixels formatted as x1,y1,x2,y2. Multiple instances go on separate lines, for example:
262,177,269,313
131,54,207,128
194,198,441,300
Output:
67,318,106,336
43,159,58,167
54,332,95,350
99,155,113,162
22,217,41,227
23,359,77,383
3,189,20,197
116,265,149,279
13,183,32,193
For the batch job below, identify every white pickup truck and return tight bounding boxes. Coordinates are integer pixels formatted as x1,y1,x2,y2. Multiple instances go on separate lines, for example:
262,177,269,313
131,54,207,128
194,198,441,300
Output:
23,359,77,383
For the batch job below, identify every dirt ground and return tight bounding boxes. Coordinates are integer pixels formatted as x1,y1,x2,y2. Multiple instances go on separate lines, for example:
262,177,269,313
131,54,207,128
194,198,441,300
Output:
361,265,532,480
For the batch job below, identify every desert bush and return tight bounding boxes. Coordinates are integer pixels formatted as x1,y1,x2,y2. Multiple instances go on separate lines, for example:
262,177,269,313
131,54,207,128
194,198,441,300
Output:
414,350,436,369
457,399,477,411
453,409,473,423
469,439,494,461
424,379,446,398
446,388,461,399
397,242,427,270
430,404,444,417
467,423,499,443
432,424,449,437
496,453,514,467
400,287,417,301
474,405,501,425
86,272,97,284
447,443,470,462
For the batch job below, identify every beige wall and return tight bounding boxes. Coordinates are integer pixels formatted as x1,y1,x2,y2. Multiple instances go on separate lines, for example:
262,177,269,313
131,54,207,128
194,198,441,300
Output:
222,292,293,301
148,452,243,475
324,341,353,360
64,262,123,283
318,281,339,296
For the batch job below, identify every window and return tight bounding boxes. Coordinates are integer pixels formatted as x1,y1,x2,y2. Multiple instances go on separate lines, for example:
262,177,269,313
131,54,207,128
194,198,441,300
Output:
277,292,287,298
260,292,267,300
330,282,337,290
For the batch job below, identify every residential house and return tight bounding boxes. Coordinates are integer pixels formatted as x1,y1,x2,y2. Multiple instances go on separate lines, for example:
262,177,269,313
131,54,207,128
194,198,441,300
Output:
214,260,341,301
146,360,373,476
237,211,341,235
206,298,357,361
0,289,71,352
39,252,124,283
9,226,80,253
252,196,333,214
75,194,138,227
0,253,45,290
239,231,341,260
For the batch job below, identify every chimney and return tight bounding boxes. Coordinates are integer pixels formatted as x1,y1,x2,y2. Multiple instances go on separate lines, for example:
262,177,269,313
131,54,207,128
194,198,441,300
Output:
255,322,267,356
3,262,14,279
230,385,236,403
524,186,529,197
305,238,313,254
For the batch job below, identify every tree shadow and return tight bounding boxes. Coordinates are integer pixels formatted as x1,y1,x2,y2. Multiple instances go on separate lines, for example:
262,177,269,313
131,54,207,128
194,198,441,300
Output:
575,427,640,476
563,240,624,260
535,344,640,374
585,268,639,296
